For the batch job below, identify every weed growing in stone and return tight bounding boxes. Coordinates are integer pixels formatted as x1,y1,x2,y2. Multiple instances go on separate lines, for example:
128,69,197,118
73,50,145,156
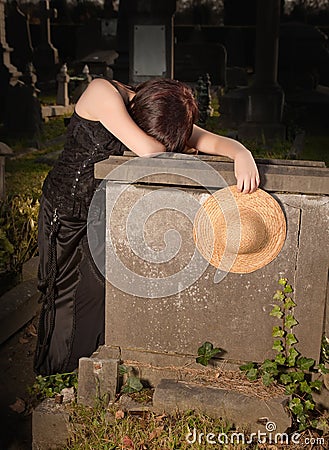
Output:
119,365,144,394
196,341,222,366
240,277,329,432
28,372,78,401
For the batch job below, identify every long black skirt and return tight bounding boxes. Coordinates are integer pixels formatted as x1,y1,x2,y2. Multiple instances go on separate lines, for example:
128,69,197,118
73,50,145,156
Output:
34,195,105,376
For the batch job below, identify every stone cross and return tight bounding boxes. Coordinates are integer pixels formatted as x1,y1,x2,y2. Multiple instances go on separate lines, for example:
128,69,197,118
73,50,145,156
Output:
33,0,59,80
0,0,22,127
5,0,33,73
56,63,70,106
0,0,21,88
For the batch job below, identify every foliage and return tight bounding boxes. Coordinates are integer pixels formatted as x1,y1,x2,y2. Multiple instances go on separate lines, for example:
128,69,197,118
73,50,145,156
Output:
196,341,222,366
240,277,329,431
29,372,78,401
0,116,62,280
321,334,329,363
40,116,66,143
119,365,143,394
0,195,39,274
66,402,241,450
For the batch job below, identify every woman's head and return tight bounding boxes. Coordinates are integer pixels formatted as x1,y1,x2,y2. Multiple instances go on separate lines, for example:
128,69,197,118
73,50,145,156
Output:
128,78,198,153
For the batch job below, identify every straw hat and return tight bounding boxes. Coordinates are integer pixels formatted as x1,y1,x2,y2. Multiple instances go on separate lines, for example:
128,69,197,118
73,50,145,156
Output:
193,186,286,273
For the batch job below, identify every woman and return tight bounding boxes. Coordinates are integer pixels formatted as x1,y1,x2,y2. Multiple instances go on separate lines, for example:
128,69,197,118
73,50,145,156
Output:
34,78,259,376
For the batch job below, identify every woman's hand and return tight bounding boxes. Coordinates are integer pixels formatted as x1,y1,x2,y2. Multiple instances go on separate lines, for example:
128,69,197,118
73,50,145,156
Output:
234,149,260,194
188,125,260,194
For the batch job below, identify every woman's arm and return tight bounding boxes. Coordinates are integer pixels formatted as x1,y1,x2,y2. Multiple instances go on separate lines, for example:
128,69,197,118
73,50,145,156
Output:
75,78,165,157
188,125,260,193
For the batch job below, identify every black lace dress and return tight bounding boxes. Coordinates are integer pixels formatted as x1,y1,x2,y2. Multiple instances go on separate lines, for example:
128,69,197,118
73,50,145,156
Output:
34,109,128,376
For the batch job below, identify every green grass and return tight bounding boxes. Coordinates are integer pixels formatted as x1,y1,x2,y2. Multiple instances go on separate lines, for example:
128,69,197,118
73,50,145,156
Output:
64,395,329,450
5,158,49,199
2,116,66,198
66,400,252,450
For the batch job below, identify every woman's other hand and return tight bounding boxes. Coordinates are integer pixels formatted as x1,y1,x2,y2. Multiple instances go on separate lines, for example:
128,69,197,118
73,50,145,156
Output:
234,149,260,193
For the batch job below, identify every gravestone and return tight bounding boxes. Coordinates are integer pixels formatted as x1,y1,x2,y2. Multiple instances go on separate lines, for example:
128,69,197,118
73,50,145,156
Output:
4,63,42,143
174,27,227,85
238,0,285,142
0,0,21,121
0,0,41,141
5,0,33,73
77,154,329,414
56,63,70,106
113,0,176,84
33,0,59,81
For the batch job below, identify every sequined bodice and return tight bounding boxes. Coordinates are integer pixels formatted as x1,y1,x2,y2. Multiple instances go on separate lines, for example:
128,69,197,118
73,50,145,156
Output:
42,111,128,218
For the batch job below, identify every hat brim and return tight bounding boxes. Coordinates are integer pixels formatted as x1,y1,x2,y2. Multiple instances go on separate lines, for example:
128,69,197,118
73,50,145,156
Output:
193,186,286,273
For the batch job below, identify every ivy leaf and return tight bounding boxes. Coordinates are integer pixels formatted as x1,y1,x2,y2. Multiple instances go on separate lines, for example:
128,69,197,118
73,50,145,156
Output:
119,365,129,376
284,284,293,293
290,371,305,382
284,297,296,309
317,364,329,375
287,348,299,367
297,416,308,432
240,362,256,372
285,315,298,329
321,335,329,363
289,398,304,416
270,305,283,319
278,278,288,286
304,399,315,411
196,342,221,366
297,357,315,371
273,291,285,302
261,359,279,375
240,363,259,381
262,372,275,386
272,326,285,338
285,384,297,395
275,353,286,365
280,373,292,385
272,340,284,352
300,381,312,394
122,376,143,394
246,368,259,381
310,380,323,391
286,333,298,347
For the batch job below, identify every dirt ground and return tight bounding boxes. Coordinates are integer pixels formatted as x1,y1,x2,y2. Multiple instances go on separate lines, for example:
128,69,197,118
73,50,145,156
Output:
0,316,39,450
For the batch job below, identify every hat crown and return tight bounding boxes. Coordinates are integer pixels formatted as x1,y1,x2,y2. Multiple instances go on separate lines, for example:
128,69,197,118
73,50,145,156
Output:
226,209,267,255
193,186,286,273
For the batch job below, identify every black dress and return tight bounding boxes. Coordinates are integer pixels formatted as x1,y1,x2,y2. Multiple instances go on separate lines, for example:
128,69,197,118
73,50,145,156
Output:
34,106,128,376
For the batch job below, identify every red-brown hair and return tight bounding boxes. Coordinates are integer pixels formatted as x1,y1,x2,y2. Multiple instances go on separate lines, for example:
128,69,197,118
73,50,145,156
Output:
128,78,198,153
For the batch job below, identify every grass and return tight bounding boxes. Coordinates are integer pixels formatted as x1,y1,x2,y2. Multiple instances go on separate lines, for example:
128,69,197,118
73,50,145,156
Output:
66,399,252,450
2,116,66,198
64,395,329,450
